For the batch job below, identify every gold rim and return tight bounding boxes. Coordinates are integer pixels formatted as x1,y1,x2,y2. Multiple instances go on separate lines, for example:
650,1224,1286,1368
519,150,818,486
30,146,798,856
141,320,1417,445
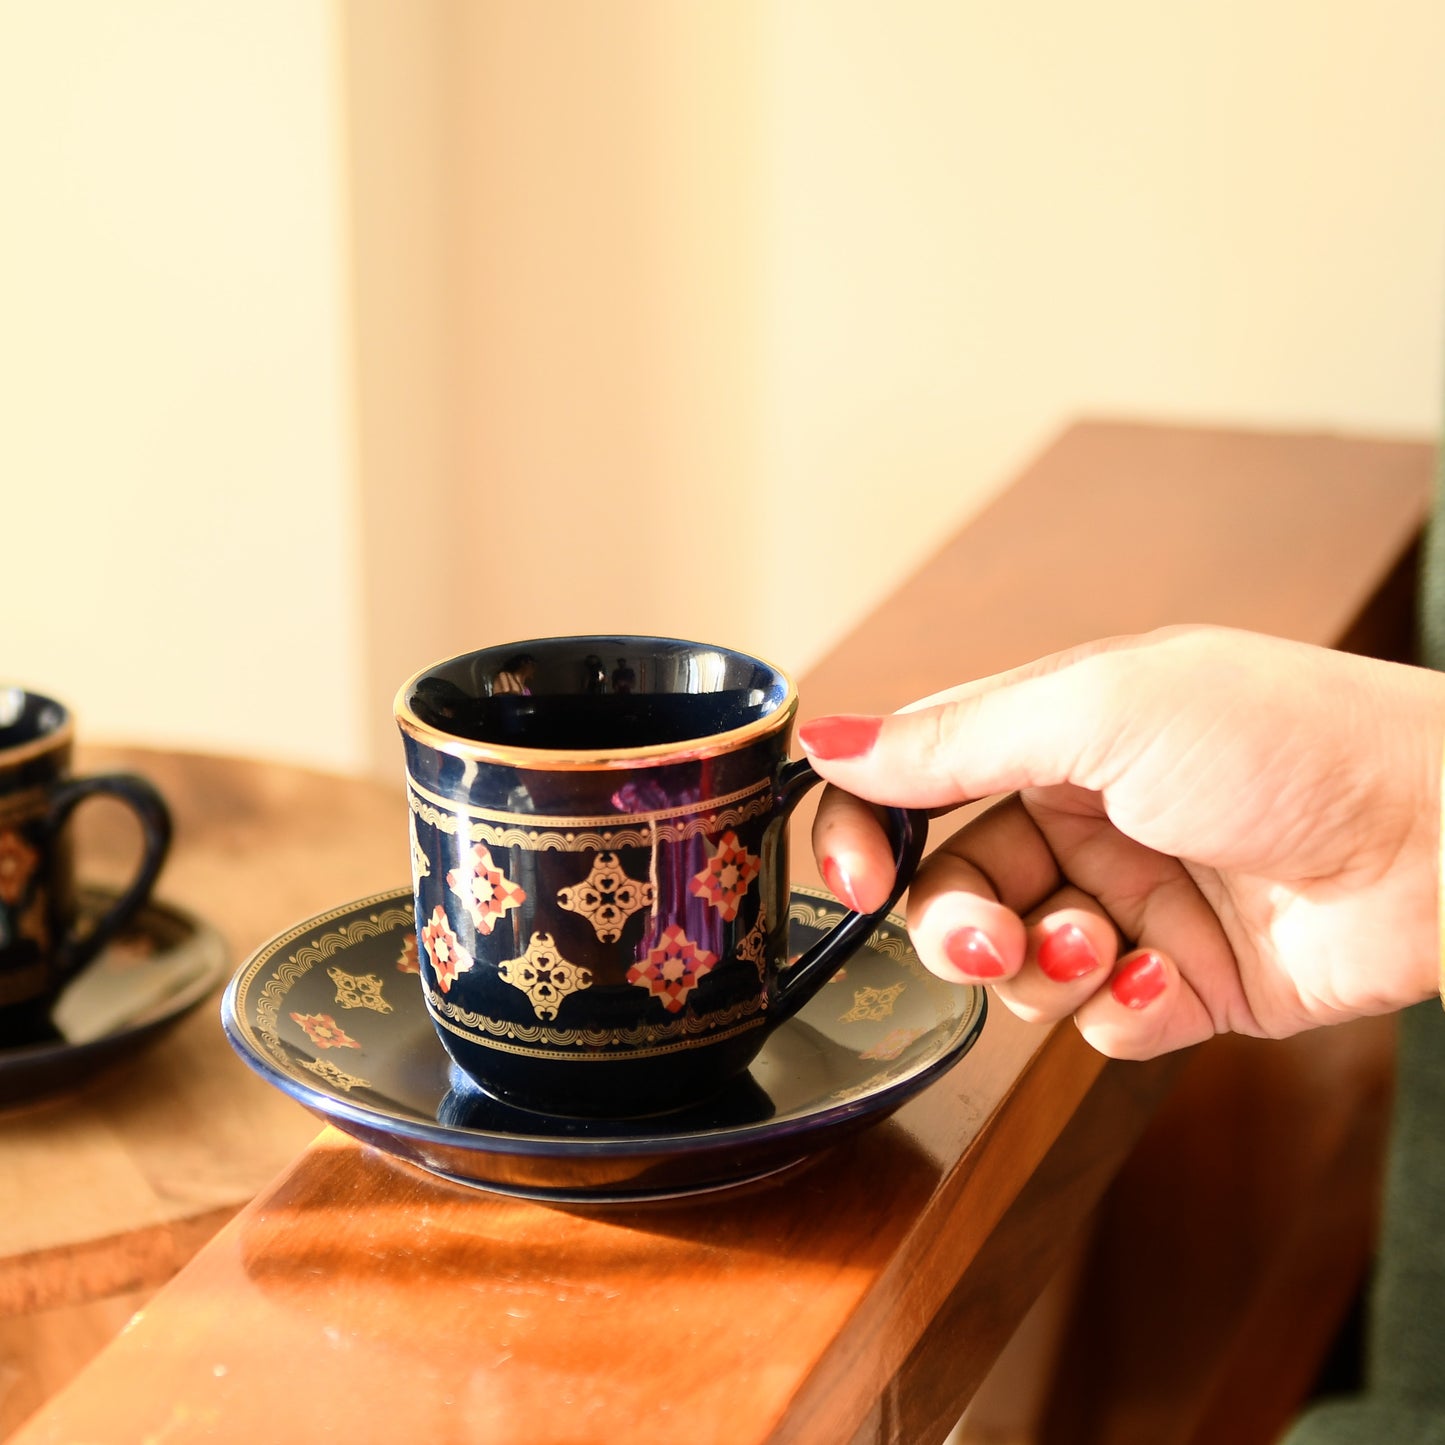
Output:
0,689,72,770
392,645,799,771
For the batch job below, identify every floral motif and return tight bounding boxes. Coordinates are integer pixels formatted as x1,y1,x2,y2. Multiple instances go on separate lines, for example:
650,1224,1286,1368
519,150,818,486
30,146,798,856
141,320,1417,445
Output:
420,905,473,993
859,1025,927,1062
627,925,718,1013
0,829,39,905
840,983,905,1024
735,904,767,976
556,851,653,941
328,966,393,1014
302,1058,370,1091
396,934,420,974
497,933,592,1021
688,830,760,922
446,844,525,935
289,1012,362,1050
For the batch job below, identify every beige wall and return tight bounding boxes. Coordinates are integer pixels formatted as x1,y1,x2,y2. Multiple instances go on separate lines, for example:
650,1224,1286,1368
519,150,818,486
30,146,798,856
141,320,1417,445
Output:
5,1,1444,779
762,0,1445,661
1,1,366,771
345,2,770,772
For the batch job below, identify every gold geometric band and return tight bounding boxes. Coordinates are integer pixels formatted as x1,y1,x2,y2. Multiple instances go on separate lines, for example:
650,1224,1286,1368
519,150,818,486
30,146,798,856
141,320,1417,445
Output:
425,989,769,1061
406,778,773,852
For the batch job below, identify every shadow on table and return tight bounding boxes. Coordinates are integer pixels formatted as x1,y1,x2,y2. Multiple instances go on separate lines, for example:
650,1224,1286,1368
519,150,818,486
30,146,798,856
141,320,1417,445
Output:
236,1116,943,1344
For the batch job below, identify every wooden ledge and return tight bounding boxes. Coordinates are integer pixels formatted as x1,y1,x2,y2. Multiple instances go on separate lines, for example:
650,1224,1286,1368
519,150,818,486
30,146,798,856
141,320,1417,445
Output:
9,419,1434,1445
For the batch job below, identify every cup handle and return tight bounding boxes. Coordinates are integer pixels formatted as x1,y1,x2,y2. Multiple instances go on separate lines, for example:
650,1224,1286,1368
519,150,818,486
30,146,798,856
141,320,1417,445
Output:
45,773,173,981
771,756,928,1025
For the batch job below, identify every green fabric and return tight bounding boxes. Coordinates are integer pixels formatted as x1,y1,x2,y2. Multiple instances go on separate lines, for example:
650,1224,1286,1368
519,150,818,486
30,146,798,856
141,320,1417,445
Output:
1367,1000,1445,1402
1289,435,1445,1438
1361,429,1445,1403
1285,1400,1445,1445
1289,1002,1445,1442
1419,439,1445,673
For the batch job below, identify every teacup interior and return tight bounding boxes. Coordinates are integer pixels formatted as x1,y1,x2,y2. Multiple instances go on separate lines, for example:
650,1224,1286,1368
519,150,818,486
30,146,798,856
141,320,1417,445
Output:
406,637,790,751
0,689,67,751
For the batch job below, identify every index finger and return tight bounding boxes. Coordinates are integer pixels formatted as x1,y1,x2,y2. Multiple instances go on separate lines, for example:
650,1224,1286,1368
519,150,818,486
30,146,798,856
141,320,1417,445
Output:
796,635,1153,809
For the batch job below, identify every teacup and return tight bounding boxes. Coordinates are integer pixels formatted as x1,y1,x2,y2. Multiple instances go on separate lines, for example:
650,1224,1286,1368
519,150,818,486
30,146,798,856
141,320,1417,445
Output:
395,636,928,1117
0,688,172,1047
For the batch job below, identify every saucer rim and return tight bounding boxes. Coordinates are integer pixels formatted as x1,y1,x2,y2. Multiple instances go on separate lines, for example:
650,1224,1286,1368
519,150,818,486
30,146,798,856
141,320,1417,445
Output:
415,1151,812,1205
222,885,986,1163
0,888,229,1093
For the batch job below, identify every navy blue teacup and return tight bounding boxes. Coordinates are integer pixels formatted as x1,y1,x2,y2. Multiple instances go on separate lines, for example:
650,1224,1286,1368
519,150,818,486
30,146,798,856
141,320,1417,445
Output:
396,637,927,1118
0,688,172,1048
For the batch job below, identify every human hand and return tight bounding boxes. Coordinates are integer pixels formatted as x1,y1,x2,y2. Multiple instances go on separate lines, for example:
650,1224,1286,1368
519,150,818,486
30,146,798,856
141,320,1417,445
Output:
800,626,1445,1059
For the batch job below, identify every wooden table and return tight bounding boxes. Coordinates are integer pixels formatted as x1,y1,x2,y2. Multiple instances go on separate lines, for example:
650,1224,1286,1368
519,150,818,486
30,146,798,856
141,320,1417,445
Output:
6,421,1433,1444
0,751,409,1432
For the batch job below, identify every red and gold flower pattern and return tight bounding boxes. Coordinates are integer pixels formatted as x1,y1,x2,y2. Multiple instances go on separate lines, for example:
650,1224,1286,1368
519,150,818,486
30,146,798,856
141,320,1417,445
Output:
396,934,420,974
0,829,39,905
859,1025,926,1062
289,1012,362,1050
688,830,760,922
627,925,718,1013
447,844,526,935
420,905,473,993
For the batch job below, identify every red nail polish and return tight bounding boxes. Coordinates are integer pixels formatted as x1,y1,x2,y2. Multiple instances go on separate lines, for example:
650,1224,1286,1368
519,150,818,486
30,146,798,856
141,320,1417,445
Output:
797,715,884,761
943,926,1006,979
822,856,861,913
1037,924,1100,983
1111,951,1167,1010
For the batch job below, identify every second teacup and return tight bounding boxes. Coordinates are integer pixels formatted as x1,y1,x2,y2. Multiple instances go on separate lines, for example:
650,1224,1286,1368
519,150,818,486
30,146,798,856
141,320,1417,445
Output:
0,687,172,1048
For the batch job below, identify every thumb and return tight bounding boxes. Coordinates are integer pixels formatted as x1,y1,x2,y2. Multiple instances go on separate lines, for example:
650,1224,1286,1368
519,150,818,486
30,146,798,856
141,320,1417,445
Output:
796,638,1146,808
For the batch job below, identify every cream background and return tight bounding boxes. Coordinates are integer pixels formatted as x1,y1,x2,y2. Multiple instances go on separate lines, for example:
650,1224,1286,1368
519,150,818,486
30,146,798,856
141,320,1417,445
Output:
4,1,1443,778
2,1,365,769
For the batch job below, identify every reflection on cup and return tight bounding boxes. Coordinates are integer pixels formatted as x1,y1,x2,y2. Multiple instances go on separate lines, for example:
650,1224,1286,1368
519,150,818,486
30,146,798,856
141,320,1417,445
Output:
436,1063,778,1136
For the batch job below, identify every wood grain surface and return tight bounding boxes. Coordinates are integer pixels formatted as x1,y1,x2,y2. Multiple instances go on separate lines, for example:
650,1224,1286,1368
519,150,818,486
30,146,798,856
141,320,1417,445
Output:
8,420,1434,1444
0,751,409,1319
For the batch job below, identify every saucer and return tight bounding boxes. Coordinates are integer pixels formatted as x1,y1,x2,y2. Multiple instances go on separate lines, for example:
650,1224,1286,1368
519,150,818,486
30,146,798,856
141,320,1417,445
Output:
0,887,229,1109
221,885,987,1204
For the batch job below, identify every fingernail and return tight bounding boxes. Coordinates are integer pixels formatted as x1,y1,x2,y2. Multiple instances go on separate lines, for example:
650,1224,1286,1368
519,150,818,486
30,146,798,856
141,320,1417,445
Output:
1037,923,1100,983
943,926,1007,979
822,855,862,913
797,715,884,761
1111,951,1167,1010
